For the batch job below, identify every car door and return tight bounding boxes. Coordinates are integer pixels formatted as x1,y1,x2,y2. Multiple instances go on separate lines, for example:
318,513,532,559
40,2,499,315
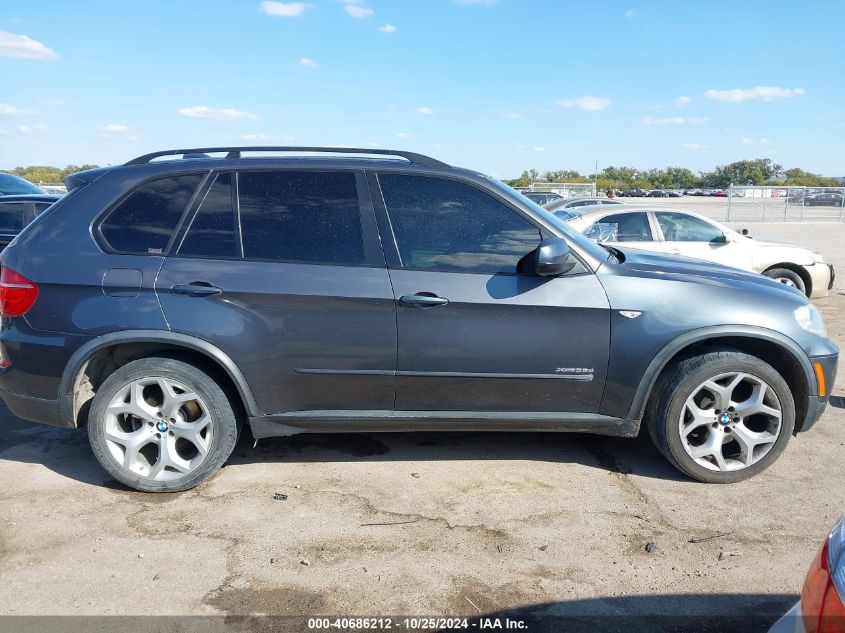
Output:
156,169,397,415
371,171,610,413
653,210,754,270
582,211,663,254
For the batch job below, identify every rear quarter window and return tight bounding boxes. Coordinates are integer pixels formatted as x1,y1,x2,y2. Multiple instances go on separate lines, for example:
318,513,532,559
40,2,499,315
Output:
99,174,205,254
0,202,27,232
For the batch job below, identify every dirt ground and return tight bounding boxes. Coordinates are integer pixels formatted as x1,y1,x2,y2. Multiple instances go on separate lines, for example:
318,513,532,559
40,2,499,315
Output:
0,222,842,631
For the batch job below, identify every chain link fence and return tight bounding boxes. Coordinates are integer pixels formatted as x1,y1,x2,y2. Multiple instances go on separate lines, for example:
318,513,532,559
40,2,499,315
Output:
726,185,845,222
515,182,597,197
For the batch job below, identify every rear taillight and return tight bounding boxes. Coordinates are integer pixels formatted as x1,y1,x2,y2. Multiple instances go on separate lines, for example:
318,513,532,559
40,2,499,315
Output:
802,516,845,633
0,266,38,317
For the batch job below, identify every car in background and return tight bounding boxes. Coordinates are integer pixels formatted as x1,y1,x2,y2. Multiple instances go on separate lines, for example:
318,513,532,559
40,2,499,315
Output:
563,204,834,298
805,192,844,207
621,188,650,197
768,514,844,633
649,189,669,198
666,189,684,197
0,194,61,249
712,189,727,197
522,191,564,206
0,173,45,196
544,197,624,212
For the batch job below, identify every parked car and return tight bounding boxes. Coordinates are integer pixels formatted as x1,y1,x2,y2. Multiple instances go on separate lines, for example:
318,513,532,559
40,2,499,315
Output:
564,205,834,298
805,193,844,207
0,173,45,196
0,147,837,492
712,189,727,197
522,191,564,206
544,197,623,211
649,189,669,198
0,194,61,249
768,514,844,633
666,190,684,197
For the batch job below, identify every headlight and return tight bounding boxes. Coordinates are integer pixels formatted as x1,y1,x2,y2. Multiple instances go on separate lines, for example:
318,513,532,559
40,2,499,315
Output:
794,304,827,337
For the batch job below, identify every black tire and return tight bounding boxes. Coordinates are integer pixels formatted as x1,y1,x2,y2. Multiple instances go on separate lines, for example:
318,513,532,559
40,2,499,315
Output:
764,267,807,296
88,357,240,492
645,351,794,483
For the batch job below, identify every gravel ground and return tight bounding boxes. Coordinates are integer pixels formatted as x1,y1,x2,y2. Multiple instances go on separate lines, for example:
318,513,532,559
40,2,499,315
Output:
0,222,842,631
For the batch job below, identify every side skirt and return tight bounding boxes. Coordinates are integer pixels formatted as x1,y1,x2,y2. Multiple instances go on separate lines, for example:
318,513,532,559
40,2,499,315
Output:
249,410,640,439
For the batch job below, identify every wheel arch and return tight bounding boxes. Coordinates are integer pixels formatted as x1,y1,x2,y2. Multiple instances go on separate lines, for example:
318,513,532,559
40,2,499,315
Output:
58,330,261,428
763,263,812,296
630,326,815,432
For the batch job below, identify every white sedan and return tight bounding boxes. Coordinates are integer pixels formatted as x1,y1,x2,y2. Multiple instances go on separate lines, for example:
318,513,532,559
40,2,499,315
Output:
560,204,834,298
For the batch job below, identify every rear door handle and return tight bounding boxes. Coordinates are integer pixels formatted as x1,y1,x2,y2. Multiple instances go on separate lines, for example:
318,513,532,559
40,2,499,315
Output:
171,283,223,297
399,293,449,308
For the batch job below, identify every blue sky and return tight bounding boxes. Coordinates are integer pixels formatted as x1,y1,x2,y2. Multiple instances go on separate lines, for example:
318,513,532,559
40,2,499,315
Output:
2,0,843,178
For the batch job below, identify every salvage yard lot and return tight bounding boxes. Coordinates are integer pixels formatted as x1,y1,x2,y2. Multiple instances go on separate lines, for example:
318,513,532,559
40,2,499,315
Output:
0,223,842,625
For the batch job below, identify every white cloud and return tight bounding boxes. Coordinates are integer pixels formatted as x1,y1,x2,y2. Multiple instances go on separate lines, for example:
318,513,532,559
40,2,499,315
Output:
300,57,318,67
240,133,270,141
17,124,47,134
397,132,411,138
705,86,805,103
675,96,691,107
533,146,545,152
0,31,58,60
503,112,523,119
557,96,611,112
682,143,708,150
259,1,313,17
344,3,374,18
0,102,33,116
515,144,526,152
177,105,257,120
741,137,771,145
642,115,685,125
741,137,754,145
416,106,434,115
100,123,129,134
760,137,770,144
688,117,708,125
379,23,397,33
624,9,635,18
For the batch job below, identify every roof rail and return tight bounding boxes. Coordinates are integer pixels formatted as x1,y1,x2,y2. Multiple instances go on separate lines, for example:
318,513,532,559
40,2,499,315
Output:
124,146,449,168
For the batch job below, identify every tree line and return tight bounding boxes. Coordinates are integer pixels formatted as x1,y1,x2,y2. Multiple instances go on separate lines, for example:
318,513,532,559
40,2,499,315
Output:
504,159,842,190
5,164,99,185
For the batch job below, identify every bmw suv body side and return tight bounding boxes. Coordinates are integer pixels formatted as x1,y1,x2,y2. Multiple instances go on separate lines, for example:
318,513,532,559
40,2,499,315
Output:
0,148,837,492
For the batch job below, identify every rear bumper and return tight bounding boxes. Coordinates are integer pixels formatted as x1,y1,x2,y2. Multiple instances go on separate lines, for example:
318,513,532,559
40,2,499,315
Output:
767,602,803,633
0,389,68,428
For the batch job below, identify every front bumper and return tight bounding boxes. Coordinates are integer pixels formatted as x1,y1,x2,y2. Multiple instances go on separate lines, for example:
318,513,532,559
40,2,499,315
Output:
768,602,804,633
806,262,834,299
801,352,839,432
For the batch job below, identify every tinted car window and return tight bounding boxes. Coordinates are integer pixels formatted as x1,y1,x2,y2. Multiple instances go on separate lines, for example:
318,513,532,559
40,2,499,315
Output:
0,173,43,195
100,174,204,254
239,171,364,264
656,212,723,242
379,173,542,274
0,202,27,232
33,202,53,216
179,173,238,258
584,212,652,242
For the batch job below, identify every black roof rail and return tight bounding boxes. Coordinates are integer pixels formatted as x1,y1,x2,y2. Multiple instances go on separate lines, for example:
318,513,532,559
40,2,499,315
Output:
124,146,449,168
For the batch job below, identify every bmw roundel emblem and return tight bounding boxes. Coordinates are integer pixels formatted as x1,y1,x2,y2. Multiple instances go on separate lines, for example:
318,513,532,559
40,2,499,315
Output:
719,412,733,425
156,420,169,433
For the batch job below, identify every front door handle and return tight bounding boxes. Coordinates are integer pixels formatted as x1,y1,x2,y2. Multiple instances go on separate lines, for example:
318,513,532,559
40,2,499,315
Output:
171,283,223,297
399,293,449,308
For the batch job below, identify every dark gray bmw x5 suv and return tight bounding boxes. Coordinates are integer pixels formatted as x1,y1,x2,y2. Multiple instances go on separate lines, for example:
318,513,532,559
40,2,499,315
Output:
0,147,838,492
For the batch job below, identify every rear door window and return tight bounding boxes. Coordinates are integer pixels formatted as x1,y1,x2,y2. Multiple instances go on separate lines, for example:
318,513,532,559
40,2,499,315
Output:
655,212,723,242
99,174,204,254
178,173,238,258
584,212,653,242
0,202,27,232
238,171,365,264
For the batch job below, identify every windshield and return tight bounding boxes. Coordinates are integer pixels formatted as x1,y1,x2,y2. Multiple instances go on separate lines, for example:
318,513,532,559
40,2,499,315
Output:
487,178,611,263
0,173,44,195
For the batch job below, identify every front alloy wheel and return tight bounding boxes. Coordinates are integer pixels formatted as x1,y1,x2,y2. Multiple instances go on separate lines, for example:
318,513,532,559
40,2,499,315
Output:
679,372,782,472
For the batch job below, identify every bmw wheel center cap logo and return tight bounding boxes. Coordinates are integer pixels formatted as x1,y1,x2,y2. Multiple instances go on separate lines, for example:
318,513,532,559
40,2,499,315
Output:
719,412,733,425
156,420,169,432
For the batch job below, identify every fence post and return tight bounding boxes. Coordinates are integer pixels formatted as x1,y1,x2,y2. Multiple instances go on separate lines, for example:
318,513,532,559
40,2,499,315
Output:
726,184,732,221
800,186,806,222
840,187,844,222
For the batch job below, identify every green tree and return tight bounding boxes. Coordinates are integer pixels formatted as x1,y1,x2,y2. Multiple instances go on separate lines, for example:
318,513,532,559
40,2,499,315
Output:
703,158,783,188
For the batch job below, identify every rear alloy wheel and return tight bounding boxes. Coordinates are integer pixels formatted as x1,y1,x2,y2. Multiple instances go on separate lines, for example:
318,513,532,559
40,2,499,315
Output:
88,358,239,492
647,351,795,483
764,267,807,296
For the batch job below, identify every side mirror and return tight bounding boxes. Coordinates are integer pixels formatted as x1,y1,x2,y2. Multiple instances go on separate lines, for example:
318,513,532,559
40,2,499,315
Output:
534,237,577,276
